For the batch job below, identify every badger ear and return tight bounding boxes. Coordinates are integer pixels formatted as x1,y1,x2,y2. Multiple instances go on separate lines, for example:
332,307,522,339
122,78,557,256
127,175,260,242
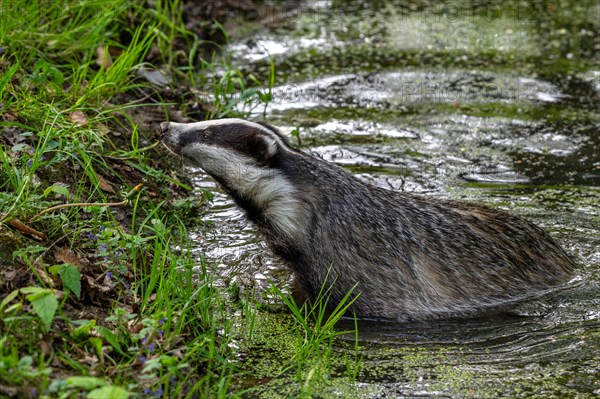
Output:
257,122,291,146
248,134,278,164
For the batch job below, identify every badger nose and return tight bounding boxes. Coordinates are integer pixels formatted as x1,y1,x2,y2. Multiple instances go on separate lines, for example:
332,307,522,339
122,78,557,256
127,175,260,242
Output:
159,122,170,140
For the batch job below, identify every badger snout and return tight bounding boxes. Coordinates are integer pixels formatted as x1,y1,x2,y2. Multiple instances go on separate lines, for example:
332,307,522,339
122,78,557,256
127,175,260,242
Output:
160,121,181,154
159,122,170,140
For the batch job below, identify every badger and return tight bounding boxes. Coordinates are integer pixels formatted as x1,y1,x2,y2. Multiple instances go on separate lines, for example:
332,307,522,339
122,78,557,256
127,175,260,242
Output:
160,118,576,321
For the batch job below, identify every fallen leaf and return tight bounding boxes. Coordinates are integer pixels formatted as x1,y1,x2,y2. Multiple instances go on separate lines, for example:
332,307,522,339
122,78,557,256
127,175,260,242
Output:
0,385,17,397
80,354,100,366
128,321,143,334
137,67,171,87
95,172,116,194
82,275,111,303
1,112,17,122
70,111,88,126
96,46,112,70
39,333,53,356
96,123,110,136
55,246,84,267
172,348,184,360
102,274,114,289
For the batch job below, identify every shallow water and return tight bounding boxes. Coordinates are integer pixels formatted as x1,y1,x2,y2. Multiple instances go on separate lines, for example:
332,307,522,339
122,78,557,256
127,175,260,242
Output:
191,0,599,397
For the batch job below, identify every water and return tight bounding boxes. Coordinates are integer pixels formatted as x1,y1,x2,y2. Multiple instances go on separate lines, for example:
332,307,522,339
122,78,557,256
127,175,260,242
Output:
190,0,600,397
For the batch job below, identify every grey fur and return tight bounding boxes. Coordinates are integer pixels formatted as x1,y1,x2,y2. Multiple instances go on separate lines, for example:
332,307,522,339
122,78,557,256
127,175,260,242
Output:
160,118,576,321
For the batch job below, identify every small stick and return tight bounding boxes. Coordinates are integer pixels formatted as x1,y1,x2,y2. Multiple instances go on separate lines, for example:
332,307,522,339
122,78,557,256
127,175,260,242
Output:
29,183,144,223
6,218,47,241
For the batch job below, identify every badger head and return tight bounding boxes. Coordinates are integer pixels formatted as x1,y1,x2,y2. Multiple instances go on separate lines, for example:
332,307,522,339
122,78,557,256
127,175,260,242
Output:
160,118,291,170
160,118,305,235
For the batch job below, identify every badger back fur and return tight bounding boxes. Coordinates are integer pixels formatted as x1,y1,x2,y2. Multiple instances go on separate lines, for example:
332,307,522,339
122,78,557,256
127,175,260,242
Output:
160,118,576,321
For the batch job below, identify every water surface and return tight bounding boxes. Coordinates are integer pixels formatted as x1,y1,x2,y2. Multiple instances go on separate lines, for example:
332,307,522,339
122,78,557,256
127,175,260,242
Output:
192,1,599,397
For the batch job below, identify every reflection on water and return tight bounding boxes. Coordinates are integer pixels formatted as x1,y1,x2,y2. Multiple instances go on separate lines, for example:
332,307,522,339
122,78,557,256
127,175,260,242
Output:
191,0,599,396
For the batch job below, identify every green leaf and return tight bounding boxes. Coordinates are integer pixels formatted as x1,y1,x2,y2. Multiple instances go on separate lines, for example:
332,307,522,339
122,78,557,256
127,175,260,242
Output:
17,355,33,369
240,88,259,100
43,184,70,198
65,376,106,390
33,59,48,73
0,290,19,312
0,61,19,99
5,302,22,313
44,140,60,151
88,337,103,357
71,319,96,340
57,264,81,299
87,385,131,399
20,286,47,295
95,326,123,354
13,245,47,260
47,66,64,85
26,289,58,330
159,355,177,366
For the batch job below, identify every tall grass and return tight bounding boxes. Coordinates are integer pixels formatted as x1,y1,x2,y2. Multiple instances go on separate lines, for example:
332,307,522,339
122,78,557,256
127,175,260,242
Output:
0,0,246,396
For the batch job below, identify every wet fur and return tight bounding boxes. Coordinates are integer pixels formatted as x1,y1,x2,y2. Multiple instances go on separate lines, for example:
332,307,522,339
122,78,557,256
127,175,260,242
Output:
161,119,576,321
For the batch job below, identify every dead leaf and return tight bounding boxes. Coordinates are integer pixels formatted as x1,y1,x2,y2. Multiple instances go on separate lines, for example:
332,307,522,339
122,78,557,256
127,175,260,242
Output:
0,385,17,397
137,67,171,87
172,348,184,360
39,333,53,356
70,111,88,126
96,46,112,70
96,123,110,136
53,289,65,301
128,321,143,334
1,112,17,122
82,275,111,303
102,274,114,289
95,172,116,194
35,267,54,288
80,354,99,366
55,246,83,267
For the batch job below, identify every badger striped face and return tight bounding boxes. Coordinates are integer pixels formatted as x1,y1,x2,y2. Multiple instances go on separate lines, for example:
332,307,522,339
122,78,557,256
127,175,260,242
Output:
160,118,290,168
161,118,305,236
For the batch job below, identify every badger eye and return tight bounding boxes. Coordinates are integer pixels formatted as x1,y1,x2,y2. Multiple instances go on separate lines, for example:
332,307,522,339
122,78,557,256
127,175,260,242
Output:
201,131,210,142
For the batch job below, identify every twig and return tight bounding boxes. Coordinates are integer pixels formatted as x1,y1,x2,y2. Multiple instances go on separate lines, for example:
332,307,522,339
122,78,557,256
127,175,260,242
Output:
29,182,144,223
6,218,47,241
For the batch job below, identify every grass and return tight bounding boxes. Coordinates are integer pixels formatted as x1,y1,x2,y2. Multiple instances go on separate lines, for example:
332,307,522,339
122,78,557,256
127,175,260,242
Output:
229,281,363,398
0,1,360,397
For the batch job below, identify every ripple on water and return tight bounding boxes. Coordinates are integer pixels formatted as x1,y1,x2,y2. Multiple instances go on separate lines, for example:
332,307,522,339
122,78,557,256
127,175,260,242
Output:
187,118,599,396
197,0,600,395
256,71,564,114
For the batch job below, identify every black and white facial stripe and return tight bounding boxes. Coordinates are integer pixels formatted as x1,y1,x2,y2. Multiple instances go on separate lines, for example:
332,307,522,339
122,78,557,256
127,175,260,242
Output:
161,118,307,237
161,118,292,164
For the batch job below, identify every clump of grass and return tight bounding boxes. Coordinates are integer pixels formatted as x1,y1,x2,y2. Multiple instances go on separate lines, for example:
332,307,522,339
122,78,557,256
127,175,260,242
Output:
273,277,362,394
228,276,362,398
